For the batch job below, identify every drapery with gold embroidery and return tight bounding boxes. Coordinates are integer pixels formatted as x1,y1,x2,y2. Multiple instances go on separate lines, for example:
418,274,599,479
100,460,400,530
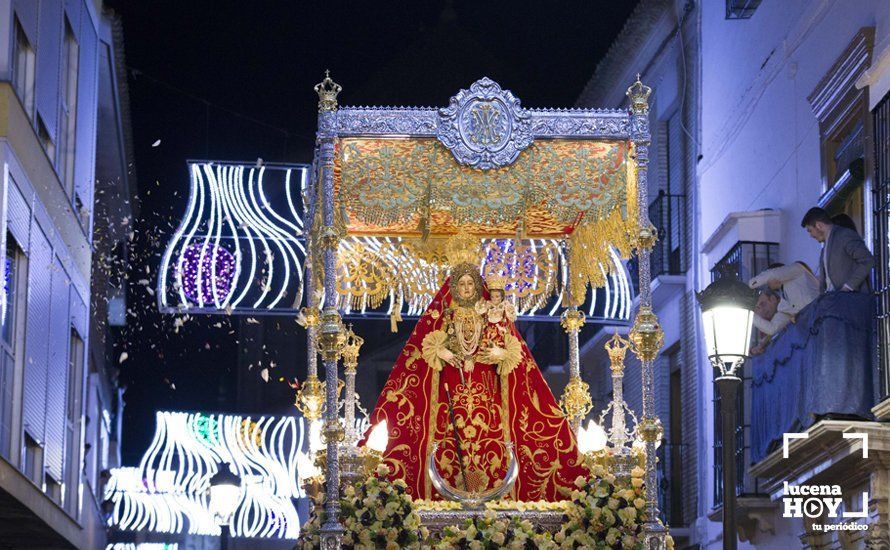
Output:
364,278,588,501
319,136,639,313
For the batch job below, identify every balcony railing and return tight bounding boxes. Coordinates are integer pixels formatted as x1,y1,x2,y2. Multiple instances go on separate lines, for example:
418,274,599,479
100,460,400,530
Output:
650,191,687,277
726,0,762,19
710,241,779,283
627,191,687,291
874,93,890,400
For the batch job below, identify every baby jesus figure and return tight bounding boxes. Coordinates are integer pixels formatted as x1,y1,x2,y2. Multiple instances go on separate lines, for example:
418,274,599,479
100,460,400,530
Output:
477,275,519,371
483,275,517,326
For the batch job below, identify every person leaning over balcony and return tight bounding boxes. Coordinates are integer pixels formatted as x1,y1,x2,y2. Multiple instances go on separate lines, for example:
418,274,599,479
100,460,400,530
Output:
749,290,781,355
801,207,874,293
748,261,819,336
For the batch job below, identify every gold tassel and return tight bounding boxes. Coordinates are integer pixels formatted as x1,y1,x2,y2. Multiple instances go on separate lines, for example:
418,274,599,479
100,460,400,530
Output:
390,309,402,333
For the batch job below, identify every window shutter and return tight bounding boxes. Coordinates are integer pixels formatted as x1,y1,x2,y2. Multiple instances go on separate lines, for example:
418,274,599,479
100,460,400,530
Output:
74,18,99,212
35,2,63,143
23,224,51,444
44,256,70,481
12,1,38,47
7,185,29,252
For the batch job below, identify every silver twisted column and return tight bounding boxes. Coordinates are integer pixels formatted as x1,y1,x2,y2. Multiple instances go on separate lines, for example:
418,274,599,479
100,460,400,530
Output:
627,75,668,547
559,240,592,433
315,72,345,550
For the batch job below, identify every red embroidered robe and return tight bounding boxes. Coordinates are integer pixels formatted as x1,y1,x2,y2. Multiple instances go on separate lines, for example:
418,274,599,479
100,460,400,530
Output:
364,279,587,501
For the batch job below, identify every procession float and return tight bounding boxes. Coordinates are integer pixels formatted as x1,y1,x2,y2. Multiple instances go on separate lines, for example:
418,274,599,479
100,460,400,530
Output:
290,71,673,549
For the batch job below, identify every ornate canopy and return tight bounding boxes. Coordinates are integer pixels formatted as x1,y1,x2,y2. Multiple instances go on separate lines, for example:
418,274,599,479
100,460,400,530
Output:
309,76,648,316
307,73,668,549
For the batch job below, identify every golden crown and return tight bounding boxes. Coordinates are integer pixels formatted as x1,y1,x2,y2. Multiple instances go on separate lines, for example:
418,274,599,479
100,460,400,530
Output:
605,332,630,369
445,231,482,268
315,70,342,112
485,273,507,291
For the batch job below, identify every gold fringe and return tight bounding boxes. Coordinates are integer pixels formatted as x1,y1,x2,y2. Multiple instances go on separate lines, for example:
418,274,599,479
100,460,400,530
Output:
567,153,639,306
390,310,402,333
314,139,641,313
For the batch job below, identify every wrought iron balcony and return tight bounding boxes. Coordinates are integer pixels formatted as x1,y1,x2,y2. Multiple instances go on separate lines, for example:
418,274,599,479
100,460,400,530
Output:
650,191,687,278
710,241,779,283
627,191,687,290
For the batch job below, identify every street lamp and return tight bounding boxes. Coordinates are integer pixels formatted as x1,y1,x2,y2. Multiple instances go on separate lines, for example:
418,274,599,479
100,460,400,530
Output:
696,274,757,550
209,462,242,550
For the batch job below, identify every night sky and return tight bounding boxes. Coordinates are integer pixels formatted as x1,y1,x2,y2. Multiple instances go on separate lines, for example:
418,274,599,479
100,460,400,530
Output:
107,0,639,463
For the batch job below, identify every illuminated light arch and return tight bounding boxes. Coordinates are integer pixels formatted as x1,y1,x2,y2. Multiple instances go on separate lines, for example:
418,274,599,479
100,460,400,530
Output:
335,236,633,321
158,161,632,321
105,411,311,540
158,162,309,315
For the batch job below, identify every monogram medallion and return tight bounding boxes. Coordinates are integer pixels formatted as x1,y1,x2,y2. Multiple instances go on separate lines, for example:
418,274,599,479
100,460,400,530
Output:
437,77,533,169
461,100,510,151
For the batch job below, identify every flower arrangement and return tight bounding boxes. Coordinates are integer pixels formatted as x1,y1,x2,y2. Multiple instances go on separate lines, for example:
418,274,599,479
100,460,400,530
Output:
297,464,427,550
299,463,674,549
434,509,557,549
554,464,673,549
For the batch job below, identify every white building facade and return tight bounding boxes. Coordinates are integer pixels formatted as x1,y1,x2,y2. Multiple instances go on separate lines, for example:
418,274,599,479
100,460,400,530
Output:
0,1,132,547
579,0,890,548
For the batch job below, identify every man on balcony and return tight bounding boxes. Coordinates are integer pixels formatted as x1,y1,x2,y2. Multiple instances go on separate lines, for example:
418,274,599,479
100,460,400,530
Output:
748,262,820,337
801,207,874,293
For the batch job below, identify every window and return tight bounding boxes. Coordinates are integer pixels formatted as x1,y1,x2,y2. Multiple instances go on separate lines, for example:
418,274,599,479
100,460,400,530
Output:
59,19,79,195
45,473,61,503
12,18,35,120
38,116,55,162
0,237,23,460
809,29,874,237
97,407,108,488
65,330,83,516
666,348,685,526
74,193,89,229
23,433,42,485
2,237,20,345
725,0,762,19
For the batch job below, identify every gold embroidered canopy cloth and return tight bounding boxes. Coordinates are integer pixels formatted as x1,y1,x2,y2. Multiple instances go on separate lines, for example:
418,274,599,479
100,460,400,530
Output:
311,77,648,314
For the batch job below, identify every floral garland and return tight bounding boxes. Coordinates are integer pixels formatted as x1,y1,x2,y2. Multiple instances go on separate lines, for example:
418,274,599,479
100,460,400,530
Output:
297,464,428,550
553,464,673,549
300,462,673,549
434,510,557,549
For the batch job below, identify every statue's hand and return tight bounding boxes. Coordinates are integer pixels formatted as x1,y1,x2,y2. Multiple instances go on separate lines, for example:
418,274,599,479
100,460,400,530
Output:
439,348,456,364
462,359,474,373
483,346,506,363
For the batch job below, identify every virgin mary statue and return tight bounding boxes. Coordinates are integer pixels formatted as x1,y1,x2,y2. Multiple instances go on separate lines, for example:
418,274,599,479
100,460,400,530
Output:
365,235,587,501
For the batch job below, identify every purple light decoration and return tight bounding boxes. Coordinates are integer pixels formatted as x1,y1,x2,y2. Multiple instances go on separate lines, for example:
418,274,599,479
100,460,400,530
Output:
180,243,236,305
